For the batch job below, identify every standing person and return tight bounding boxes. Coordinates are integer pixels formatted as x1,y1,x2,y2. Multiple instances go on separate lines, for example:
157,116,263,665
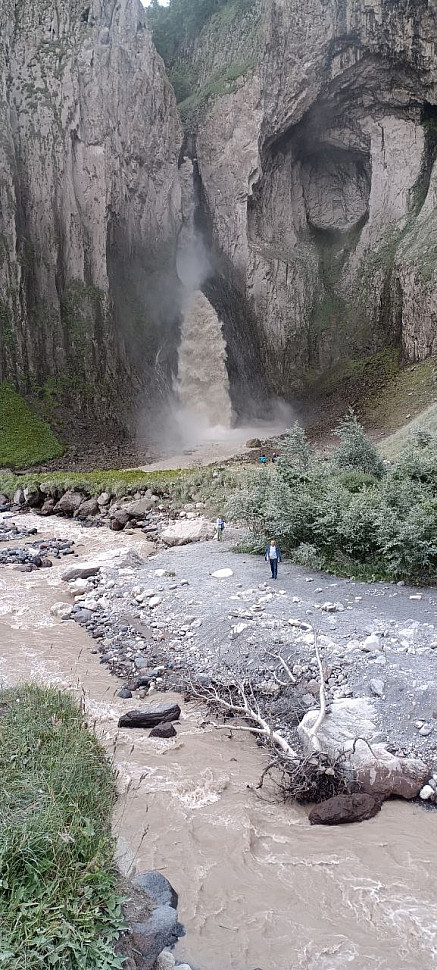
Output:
216,515,225,540
265,537,282,579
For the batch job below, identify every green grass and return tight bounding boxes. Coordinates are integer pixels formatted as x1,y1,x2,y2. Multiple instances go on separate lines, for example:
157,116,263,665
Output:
0,685,125,970
380,403,437,460
0,466,189,500
0,383,64,469
361,356,437,439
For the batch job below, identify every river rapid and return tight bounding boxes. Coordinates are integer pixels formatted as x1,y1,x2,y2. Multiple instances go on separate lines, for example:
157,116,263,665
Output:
1,512,437,970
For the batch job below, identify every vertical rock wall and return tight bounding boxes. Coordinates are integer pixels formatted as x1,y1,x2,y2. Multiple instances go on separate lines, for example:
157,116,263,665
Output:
0,0,182,434
193,0,437,397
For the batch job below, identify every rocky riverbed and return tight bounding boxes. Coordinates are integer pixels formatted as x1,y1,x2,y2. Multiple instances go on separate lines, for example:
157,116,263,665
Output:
1,507,437,968
2,502,437,793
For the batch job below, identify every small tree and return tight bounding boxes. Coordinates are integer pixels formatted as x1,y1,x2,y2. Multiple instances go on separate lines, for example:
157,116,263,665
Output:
332,409,385,479
276,422,312,484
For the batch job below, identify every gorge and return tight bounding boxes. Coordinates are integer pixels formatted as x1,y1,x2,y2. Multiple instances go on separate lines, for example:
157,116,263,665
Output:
1,0,437,454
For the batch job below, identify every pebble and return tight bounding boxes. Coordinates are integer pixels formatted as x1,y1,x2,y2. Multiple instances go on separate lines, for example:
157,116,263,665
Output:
419,784,436,800
369,678,385,698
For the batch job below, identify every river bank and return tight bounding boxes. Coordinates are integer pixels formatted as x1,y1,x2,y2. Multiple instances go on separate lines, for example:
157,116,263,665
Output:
1,509,437,967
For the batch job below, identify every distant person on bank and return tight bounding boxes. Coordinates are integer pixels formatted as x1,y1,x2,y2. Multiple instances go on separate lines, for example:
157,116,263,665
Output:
216,516,225,540
265,538,282,579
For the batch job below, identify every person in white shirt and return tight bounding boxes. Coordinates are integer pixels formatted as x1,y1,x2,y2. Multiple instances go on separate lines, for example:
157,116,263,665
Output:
264,538,282,579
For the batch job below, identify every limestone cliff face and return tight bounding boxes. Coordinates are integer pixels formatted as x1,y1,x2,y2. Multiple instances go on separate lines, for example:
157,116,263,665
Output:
194,0,437,396
0,0,182,432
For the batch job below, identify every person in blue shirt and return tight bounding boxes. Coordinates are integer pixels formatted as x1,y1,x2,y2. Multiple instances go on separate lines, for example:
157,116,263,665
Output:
265,538,282,579
259,453,267,463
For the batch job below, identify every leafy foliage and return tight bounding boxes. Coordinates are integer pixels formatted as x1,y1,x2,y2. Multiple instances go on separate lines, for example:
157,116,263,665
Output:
0,685,125,969
332,408,385,478
228,416,437,583
147,0,244,65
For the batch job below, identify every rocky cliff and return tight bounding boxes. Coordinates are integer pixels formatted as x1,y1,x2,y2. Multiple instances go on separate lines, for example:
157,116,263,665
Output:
0,0,182,440
3,0,437,446
183,0,437,400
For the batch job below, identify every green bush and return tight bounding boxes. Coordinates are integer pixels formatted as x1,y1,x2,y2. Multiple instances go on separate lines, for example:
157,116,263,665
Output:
332,408,385,479
228,424,437,583
292,543,324,570
276,422,311,483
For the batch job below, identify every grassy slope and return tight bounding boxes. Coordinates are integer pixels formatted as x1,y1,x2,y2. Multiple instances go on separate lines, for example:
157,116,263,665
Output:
0,685,125,970
0,383,64,469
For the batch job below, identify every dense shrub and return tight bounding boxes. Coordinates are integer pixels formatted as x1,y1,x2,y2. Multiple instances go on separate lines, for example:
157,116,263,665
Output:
228,420,437,583
332,409,385,479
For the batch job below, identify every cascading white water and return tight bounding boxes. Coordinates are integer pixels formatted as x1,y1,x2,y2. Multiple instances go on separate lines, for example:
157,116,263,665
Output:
175,157,232,433
177,290,232,429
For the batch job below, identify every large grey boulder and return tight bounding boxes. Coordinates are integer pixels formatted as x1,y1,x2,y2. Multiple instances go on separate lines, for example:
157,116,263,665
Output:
298,698,429,801
62,547,148,581
78,496,100,517
160,517,215,546
54,491,84,515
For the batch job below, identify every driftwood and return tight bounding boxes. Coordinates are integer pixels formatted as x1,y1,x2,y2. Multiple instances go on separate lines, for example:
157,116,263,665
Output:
118,703,181,729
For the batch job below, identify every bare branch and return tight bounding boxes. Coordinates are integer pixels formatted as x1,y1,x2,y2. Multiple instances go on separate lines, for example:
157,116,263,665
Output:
305,627,327,751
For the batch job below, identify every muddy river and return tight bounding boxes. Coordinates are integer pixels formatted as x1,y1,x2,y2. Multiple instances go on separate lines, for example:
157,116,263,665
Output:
1,514,436,969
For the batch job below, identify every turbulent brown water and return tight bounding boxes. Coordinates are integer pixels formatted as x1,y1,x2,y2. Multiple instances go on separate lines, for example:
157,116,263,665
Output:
177,290,232,429
1,514,437,969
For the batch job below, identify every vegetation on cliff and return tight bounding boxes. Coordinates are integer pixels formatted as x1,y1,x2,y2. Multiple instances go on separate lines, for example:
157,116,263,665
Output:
147,0,257,117
0,684,125,969
0,383,63,468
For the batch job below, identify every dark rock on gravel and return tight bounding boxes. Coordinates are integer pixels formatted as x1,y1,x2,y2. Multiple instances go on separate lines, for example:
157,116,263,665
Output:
118,687,133,698
309,793,383,825
118,703,181,729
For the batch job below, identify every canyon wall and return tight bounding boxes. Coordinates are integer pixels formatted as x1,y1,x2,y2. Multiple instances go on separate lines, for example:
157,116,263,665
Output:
0,0,182,436
190,0,437,397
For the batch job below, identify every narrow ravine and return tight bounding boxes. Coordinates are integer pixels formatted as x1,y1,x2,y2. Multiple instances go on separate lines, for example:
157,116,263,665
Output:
1,512,437,969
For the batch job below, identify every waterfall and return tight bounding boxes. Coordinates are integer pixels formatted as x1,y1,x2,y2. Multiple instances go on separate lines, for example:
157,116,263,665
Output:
175,157,232,432
177,290,232,428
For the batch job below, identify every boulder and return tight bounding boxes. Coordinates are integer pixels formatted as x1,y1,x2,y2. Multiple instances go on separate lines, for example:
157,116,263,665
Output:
78,496,100,517
62,547,149,581
309,793,382,825
130,908,181,970
160,517,215,546
40,498,56,515
50,601,73,619
97,491,110,506
13,488,24,505
298,698,429,800
118,687,133,699
149,722,177,739
124,495,157,518
23,485,41,507
0,493,9,507
54,490,84,515
127,871,182,970
245,438,261,448
133,871,178,909
110,510,130,529
118,703,181,729
212,567,233,578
